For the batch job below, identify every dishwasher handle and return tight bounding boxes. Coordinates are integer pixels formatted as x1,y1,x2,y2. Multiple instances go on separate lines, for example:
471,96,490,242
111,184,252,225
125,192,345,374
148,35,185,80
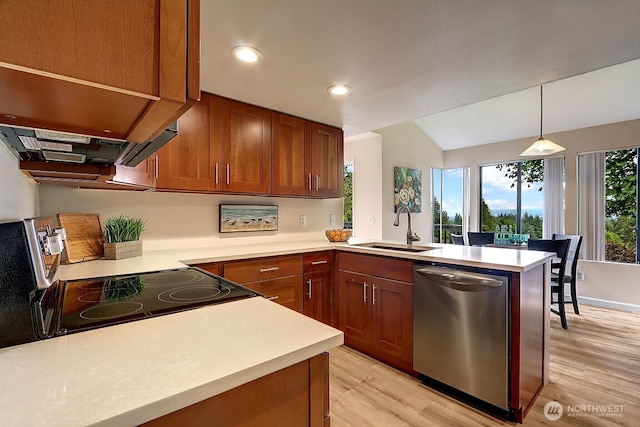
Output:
416,268,504,289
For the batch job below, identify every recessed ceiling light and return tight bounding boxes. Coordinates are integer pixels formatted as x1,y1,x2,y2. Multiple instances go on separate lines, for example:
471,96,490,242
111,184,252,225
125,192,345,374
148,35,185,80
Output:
328,85,352,95
231,45,263,63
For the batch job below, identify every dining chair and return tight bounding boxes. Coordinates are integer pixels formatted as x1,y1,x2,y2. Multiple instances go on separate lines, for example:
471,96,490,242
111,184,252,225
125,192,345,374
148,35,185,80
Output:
467,231,494,246
527,238,571,329
451,234,464,245
552,234,584,315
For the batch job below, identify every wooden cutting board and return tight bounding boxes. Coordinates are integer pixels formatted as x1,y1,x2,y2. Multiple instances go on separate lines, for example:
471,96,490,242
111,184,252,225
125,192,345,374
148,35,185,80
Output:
57,213,104,263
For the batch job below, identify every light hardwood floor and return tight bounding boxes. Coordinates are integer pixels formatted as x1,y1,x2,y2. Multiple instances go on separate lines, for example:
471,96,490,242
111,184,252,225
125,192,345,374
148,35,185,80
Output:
329,305,640,426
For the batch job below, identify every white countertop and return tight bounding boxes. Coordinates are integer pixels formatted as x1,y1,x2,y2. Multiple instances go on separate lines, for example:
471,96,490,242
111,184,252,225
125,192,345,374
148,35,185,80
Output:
57,238,551,282
0,297,343,427
1,238,551,426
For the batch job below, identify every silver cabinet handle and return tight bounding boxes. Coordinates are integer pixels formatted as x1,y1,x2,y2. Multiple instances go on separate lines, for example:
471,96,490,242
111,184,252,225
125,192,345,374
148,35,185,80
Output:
307,278,312,298
267,295,279,301
363,281,368,303
308,173,312,191
311,260,328,265
372,284,377,306
315,174,319,192
226,164,230,185
259,267,280,273
214,163,219,185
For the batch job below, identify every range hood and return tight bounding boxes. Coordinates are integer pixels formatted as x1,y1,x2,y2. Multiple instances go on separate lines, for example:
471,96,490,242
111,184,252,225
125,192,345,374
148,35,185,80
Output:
0,122,177,167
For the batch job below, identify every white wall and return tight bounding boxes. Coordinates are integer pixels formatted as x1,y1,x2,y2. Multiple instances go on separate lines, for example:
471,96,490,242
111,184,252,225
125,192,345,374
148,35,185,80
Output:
38,186,342,250
0,143,38,221
375,122,444,243
344,132,383,239
444,118,640,312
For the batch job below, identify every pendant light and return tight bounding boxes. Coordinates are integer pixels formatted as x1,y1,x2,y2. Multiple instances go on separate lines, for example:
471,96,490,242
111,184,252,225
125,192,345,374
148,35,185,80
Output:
520,85,565,156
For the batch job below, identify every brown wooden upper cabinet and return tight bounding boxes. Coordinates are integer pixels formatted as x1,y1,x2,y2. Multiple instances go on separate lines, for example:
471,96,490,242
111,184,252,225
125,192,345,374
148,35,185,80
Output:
220,99,272,194
156,94,272,194
155,92,342,197
272,113,312,196
0,0,200,143
272,113,344,198
311,123,344,198
156,93,221,192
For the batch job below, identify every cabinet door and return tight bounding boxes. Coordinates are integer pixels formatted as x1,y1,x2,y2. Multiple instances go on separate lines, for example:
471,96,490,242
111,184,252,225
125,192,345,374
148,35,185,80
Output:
156,93,220,191
303,270,328,323
220,99,272,194
371,277,413,372
338,270,371,353
272,113,312,196
311,122,343,198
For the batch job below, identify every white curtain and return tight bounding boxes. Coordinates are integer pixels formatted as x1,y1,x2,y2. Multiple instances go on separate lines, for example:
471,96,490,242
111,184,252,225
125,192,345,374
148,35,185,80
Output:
543,157,565,238
577,153,606,261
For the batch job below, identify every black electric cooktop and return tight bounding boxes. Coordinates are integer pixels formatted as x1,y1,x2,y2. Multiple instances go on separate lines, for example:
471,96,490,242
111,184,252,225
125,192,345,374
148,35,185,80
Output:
53,267,258,336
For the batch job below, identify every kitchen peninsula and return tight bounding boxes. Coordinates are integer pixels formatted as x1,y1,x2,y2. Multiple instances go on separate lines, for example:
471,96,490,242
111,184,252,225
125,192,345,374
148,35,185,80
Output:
0,239,553,425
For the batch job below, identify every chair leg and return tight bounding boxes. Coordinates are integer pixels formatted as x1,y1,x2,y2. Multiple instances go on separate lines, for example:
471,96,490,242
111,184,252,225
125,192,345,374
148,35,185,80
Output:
557,283,568,329
570,280,580,315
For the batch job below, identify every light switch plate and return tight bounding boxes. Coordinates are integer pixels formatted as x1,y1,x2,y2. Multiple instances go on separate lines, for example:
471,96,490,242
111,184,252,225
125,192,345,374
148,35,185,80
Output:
330,214,336,226
368,215,375,224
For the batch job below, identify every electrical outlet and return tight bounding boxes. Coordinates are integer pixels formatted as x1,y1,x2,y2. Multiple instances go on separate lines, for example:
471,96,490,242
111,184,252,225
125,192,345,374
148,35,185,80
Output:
330,214,336,226
368,215,375,224
300,215,307,227
576,271,585,281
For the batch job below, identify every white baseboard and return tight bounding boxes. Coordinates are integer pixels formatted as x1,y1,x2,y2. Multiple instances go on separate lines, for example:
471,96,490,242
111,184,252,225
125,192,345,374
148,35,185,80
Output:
579,296,640,313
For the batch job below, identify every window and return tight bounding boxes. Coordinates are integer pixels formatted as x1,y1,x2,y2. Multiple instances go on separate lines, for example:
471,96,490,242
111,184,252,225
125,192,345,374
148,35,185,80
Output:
432,167,469,243
343,162,353,229
578,148,638,263
479,159,547,238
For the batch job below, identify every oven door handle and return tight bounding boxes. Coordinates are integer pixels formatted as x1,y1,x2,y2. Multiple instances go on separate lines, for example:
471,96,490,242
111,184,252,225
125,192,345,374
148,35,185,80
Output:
31,289,55,339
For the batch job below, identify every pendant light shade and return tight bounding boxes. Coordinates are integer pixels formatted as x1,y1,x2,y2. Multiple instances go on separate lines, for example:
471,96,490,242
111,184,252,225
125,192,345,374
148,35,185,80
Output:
520,85,565,156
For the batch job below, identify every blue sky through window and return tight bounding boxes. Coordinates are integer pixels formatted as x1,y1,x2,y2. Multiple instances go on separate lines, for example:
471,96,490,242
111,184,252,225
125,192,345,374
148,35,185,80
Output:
436,165,545,219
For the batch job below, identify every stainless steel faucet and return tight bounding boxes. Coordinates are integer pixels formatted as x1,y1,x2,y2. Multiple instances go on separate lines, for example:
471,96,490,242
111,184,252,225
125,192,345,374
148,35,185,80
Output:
393,204,420,245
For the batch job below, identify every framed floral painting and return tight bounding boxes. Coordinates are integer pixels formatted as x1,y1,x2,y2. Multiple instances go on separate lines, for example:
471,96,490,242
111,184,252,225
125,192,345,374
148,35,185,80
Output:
394,166,422,213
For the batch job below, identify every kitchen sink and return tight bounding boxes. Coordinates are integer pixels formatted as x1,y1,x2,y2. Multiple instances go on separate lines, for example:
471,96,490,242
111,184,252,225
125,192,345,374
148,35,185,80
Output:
351,242,436,253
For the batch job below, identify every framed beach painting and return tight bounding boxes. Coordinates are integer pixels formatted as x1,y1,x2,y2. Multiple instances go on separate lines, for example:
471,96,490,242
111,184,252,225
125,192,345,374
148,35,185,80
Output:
394,166,422,213
219,204,278,233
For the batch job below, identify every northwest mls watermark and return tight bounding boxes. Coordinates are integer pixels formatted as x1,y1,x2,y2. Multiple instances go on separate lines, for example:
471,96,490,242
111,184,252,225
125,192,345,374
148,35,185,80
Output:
544,400,625,420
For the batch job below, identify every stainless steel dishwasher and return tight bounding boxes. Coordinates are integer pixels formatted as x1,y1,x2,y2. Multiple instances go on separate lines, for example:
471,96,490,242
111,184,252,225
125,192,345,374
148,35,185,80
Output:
413,264,510,412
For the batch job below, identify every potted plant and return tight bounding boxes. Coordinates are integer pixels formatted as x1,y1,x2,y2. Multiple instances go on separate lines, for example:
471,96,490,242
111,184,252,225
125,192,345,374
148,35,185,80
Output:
102,214,146,260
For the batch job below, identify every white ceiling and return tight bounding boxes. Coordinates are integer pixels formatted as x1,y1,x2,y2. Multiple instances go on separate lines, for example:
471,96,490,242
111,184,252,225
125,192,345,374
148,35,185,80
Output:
200,1,640,151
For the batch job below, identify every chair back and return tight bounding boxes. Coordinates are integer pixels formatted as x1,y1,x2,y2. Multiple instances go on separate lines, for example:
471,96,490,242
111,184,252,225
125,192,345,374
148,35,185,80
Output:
527,238,571,283
467,231,494,246
553,234,583,280
451,234,464,245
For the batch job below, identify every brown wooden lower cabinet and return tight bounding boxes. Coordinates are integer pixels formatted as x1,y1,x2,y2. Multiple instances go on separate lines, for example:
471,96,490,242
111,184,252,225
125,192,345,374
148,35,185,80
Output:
190,262,221,276
303,251,333,325
222,255,304,312
243,276,303,311
337,252,414,374
140,352,330,427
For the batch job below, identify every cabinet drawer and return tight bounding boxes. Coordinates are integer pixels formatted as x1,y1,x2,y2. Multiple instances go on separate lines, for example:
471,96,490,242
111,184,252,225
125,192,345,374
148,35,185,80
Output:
337,252,413,282
303,251,333,272
224,255,303,283
247,276,303,311
190,262,222,276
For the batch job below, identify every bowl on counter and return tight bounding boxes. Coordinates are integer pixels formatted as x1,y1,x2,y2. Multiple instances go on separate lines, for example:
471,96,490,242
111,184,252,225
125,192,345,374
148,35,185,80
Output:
325,229,352,242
